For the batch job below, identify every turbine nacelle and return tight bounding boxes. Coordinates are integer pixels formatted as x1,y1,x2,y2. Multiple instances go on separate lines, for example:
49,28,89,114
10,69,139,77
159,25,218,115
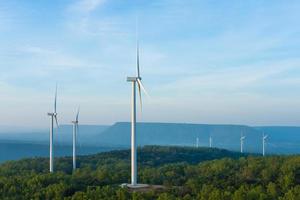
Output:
47,112,55,116
127,77,140,82
72,108,80,125
48,112,58,127
47,112,57,115
127,75,149,106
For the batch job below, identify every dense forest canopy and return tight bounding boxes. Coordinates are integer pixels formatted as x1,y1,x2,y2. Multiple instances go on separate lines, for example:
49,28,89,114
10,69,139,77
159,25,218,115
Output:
0,146,299,199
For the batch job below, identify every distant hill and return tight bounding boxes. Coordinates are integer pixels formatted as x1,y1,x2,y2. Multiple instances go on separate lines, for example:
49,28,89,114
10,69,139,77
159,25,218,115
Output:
99,122,262,151
0,140,120,163
0,123,300,158
0,125,109,145
98,122,300,154
255,126,300,142
56,124,109,145
255,126,300,154
0,125,114,163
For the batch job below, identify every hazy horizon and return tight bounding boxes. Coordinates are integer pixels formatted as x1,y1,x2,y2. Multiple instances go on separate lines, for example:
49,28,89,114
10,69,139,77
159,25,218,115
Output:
1,121,300,133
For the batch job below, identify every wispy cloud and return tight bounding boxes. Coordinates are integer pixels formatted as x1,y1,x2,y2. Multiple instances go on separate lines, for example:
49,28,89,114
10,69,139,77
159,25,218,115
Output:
66,0,130,38
153,58,300,98
19,45,89,70
69,0,106,13
1,0,300,126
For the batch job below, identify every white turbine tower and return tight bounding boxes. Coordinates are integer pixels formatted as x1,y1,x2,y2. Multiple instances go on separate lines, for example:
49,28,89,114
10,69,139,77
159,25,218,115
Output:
71,107,79,170
209,136,212,148
263,133,268,156
240,133,246,153
126,36,149,188
196,137,199,148
47,86,59,173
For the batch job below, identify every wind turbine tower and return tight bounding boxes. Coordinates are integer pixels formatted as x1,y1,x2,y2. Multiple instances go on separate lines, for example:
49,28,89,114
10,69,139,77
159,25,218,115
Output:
262,133,268,156
47,86,59,173
126,35,149,188
71,108,79,170
209,136,212,148
196,137,199,148
240,133,246,153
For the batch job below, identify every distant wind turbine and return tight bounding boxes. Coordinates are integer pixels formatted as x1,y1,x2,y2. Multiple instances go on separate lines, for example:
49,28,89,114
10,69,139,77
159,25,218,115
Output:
126,34,149,187
240,132,246,153
262,132,268,156
71,107,79,170
196,137,199,148
47,85,59,173
209,136,212,148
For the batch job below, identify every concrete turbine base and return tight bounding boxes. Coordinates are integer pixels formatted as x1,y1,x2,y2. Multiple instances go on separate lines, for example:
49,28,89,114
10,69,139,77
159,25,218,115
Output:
120,183,166,193
120,183,149,189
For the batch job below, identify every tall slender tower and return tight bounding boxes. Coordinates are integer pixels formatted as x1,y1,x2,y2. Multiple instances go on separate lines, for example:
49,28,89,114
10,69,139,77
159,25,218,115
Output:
47,86,58,173
127,78,137,185
240,133,246,153
71,108,79,170
47,113,54,172
262,133,268,156
126,32,149,187
72,121,76,170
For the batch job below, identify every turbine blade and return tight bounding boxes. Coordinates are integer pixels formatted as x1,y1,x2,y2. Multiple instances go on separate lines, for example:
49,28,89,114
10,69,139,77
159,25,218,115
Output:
137,79,149,97
265,135,268,139
55,116,59,128
137,82,142,111
136,16,140,78
136,40,140,78
54,84,57,113
77,123,82,148
76,123,79,147
76,123,79,135
76,106,80,122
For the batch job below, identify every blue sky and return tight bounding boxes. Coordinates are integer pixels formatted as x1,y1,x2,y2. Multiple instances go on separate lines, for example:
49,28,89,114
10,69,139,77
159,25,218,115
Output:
0,0,300,128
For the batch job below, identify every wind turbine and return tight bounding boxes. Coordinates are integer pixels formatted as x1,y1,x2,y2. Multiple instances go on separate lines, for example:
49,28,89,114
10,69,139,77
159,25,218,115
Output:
126,35,149,187
71,107,79,170
240,132,246,153
196,137,199,148
209,136,212,148
47,85,59,173
262,132,268,156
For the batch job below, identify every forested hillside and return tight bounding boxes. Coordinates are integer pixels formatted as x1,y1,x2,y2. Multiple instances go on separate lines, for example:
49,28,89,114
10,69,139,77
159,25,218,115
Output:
0,146,299,199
